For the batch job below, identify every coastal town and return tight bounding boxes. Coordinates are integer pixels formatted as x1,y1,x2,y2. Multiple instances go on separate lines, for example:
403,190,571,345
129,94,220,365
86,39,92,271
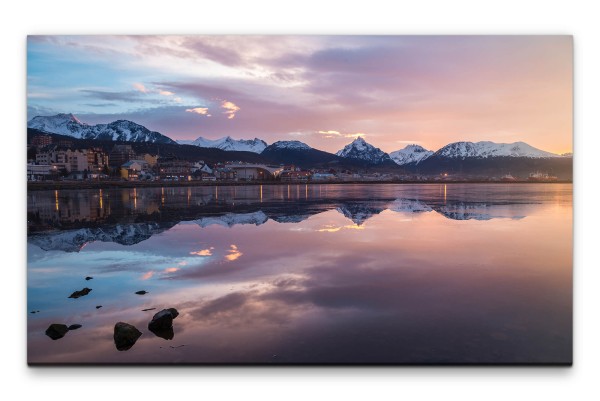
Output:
27,136,382,183
26,133,563,184
24,33,574,370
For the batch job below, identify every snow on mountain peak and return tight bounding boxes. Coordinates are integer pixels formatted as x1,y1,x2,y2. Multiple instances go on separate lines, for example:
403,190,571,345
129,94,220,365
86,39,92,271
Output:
389,144,434,166
182,135,268,153
28,113,89,137
435,141,560,159
335,137,391,164
27,114,176,144
60,113,82,124
269,140,312,150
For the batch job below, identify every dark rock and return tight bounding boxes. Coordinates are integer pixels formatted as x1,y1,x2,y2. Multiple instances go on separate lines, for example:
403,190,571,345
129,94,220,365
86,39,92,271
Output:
142,308,156,312
150,326,174,340
135,290,148,295
149,308,179,330
68,324,82,330
148,308,179,340
45,324,69,340
30,310,40,314
96,305,102,309
113,322,142,351
85,276,93,281
68,287,92,299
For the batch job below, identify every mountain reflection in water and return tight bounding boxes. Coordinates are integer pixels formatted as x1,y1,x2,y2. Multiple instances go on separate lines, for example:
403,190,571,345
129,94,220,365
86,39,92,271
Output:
27,184,572,364
28,184,538,252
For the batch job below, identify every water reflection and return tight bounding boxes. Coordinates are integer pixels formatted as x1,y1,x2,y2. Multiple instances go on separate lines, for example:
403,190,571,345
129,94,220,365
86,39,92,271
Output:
27,184,554,252
27,184,572,364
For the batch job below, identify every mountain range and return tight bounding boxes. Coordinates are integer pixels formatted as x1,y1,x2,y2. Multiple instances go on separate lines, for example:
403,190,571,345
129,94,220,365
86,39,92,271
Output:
28,113,571,177
29,197,530,252
28,114,176,144
389,145,434,165
177,136,267,153
335,137,392,164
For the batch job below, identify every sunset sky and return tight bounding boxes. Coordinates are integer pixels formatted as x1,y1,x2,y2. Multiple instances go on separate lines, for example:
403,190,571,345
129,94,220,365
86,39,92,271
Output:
27,35,572,154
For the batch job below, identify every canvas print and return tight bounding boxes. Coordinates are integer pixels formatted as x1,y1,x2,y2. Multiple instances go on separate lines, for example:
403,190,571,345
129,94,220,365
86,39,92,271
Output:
26,35,573,365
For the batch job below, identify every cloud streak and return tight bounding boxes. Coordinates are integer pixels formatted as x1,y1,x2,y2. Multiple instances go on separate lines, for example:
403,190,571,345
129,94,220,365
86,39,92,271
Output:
185,107,211,117
133,83,148,93
28,35,573,154
80,89,161,104
225,244,242,261
221,101,240,119
190,247,214,256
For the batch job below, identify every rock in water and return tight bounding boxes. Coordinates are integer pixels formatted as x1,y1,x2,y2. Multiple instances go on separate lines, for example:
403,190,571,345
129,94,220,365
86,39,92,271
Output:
68,324,82,330
85,276,93,281
96,305,102,309
148,308,179,340
149,308,179,330
45,324,69,340
68,287,92,299
151,326,174,340
135,290,148,295
113,322,142,351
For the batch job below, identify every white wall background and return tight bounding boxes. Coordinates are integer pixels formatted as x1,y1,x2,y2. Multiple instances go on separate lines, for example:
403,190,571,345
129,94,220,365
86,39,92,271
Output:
2,1,597,400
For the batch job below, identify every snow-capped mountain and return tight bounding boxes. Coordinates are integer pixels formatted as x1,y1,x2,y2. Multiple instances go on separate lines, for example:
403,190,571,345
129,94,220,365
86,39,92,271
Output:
261,140,343,169
434,141,561,159
268,140,312,151
27,113,89,136
335,137,392,164
270,214,313,224
431,202,526,221
336,202,388,225
28,222,173,252
193,211,268,228
389,145,434,166
178,136,267,153
387,198,525,221
388,198,433,213
27,114,176,144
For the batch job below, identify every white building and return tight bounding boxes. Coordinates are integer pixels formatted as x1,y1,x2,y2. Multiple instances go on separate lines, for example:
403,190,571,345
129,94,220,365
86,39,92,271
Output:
27,163,57,181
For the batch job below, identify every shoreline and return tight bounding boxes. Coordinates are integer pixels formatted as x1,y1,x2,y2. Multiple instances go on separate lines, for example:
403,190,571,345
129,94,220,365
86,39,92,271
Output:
27,179,573,191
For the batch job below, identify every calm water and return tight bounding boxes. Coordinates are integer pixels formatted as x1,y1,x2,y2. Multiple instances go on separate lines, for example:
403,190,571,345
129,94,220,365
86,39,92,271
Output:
27,183,572,364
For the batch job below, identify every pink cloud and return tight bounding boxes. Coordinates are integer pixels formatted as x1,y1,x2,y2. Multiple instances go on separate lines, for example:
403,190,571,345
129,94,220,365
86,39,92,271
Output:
225,244,242,261
185,107,211,117
141,271,154,280
318,130,341,137
190,247,214,256
52,36,571,154
221,101,240,119
133,83,148,93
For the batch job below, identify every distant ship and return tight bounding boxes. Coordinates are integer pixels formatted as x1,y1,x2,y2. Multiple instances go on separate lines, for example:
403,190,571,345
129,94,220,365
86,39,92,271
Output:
501,174,517,182
528,171,558,181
